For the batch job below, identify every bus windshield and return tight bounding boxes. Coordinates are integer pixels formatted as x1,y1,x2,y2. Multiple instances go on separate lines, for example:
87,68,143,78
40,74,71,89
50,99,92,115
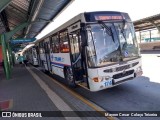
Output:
87,21,140,67
115,22,139,61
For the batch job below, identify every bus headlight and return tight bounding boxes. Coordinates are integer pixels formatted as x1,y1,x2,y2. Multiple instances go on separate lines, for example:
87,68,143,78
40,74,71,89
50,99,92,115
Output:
92,77,101,82
92,76,111,82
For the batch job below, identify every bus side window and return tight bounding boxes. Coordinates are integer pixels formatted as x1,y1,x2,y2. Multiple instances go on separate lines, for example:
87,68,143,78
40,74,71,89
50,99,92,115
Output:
60,31,69,53
52,35,60,53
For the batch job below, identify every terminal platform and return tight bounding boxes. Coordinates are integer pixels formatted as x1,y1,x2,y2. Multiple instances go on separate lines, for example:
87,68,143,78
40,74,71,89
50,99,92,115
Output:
0,64,109,120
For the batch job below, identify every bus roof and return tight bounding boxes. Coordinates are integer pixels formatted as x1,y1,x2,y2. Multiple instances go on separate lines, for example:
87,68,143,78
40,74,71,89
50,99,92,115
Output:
35,11,129,44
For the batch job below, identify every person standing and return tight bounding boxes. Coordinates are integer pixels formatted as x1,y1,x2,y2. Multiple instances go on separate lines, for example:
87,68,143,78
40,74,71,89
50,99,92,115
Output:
17,54,24,66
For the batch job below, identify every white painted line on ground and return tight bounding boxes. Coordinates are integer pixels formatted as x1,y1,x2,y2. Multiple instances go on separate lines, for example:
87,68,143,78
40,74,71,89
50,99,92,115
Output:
33,67,119,120
26,67,81,120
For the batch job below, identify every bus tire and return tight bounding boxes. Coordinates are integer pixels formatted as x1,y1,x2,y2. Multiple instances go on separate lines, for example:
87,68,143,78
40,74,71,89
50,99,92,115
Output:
42,67,47,73
64,67,76,88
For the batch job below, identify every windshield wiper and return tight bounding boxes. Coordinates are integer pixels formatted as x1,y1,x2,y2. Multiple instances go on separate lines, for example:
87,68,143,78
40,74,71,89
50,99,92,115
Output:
119,20,127,44
97,21,115,43
106,47,122,61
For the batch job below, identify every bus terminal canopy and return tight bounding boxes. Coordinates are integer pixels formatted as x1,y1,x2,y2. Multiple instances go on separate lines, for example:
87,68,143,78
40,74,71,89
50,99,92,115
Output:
133,13,160,32
0,0,73,50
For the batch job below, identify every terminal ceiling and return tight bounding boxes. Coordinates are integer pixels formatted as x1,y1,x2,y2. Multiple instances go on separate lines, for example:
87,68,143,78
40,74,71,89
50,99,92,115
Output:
133,13,160,32
0,0,73,51
1,0,159,51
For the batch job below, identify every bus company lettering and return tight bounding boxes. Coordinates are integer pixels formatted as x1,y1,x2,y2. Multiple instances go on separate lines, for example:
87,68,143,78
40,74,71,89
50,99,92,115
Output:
51,55,64,62
71,25,78,30
54,57,64,62
68,22,80,33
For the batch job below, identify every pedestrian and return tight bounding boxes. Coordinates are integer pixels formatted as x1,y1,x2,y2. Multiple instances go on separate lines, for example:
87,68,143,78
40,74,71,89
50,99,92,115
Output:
17,54,24,66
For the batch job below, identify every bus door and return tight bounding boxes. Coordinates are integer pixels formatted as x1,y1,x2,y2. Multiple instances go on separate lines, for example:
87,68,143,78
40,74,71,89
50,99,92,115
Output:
32,47,38,66
39,42,46,71
44,41,51,71
35,45,40,66
69,30,86,83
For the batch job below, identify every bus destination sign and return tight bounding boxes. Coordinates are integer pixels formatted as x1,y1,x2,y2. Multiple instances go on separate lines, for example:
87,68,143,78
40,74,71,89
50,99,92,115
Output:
95,15,123,20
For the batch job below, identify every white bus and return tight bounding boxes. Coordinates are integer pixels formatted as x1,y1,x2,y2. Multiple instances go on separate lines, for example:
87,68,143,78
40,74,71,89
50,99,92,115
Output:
35,11,143,91
24,46,38,66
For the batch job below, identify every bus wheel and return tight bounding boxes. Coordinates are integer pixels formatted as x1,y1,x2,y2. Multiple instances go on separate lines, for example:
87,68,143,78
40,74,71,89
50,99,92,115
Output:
65,67,76,88
42,68,47,73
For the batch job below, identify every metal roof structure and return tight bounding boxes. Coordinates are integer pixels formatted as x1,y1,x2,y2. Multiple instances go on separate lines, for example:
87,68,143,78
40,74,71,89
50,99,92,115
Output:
0,0,73,39
133,13,160,32
1,0,31,39
26,0,73,38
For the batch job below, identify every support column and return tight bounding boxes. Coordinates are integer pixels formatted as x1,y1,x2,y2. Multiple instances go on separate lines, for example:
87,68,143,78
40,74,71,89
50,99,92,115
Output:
149,30,151,42
5,22,29,42
139,31,141,43
149,21,160,36
0,0,12,12
0,22,29,79
1,34,10,79
7,42,12,70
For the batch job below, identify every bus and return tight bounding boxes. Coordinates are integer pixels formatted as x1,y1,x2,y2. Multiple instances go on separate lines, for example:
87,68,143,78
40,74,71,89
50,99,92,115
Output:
34,11,143,91
24,46,38,66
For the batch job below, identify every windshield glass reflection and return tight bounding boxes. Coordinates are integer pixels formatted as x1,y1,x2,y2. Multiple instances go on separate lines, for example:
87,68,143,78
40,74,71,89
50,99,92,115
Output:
87,22,140,67
114,22,139,61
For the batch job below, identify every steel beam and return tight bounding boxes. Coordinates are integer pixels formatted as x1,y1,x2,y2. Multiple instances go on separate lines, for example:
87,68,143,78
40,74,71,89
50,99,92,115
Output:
148,21,160,35
0,0,12,12
0,22,29,79
25,0,44,38
0,10,10,32
0,34,10,79
5,22,29,41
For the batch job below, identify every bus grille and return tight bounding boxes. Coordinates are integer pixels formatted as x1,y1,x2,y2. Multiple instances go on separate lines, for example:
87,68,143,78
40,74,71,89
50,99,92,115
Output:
116,65,130,71
103,62,139,73
132,62,139,67
112,70,134,79
103,69,112,73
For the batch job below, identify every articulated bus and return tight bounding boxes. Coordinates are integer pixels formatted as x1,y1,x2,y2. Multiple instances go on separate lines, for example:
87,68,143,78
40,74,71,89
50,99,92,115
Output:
34,11,143,91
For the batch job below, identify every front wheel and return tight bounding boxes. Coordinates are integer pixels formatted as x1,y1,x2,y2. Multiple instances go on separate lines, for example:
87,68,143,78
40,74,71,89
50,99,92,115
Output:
65,67,76,88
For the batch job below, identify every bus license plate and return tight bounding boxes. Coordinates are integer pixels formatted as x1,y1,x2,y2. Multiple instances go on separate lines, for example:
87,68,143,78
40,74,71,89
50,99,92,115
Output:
104,79,112,87
114,79,123,83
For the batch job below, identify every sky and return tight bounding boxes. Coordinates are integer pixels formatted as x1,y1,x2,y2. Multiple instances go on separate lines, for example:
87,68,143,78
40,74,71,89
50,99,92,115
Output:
36,0,160,39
